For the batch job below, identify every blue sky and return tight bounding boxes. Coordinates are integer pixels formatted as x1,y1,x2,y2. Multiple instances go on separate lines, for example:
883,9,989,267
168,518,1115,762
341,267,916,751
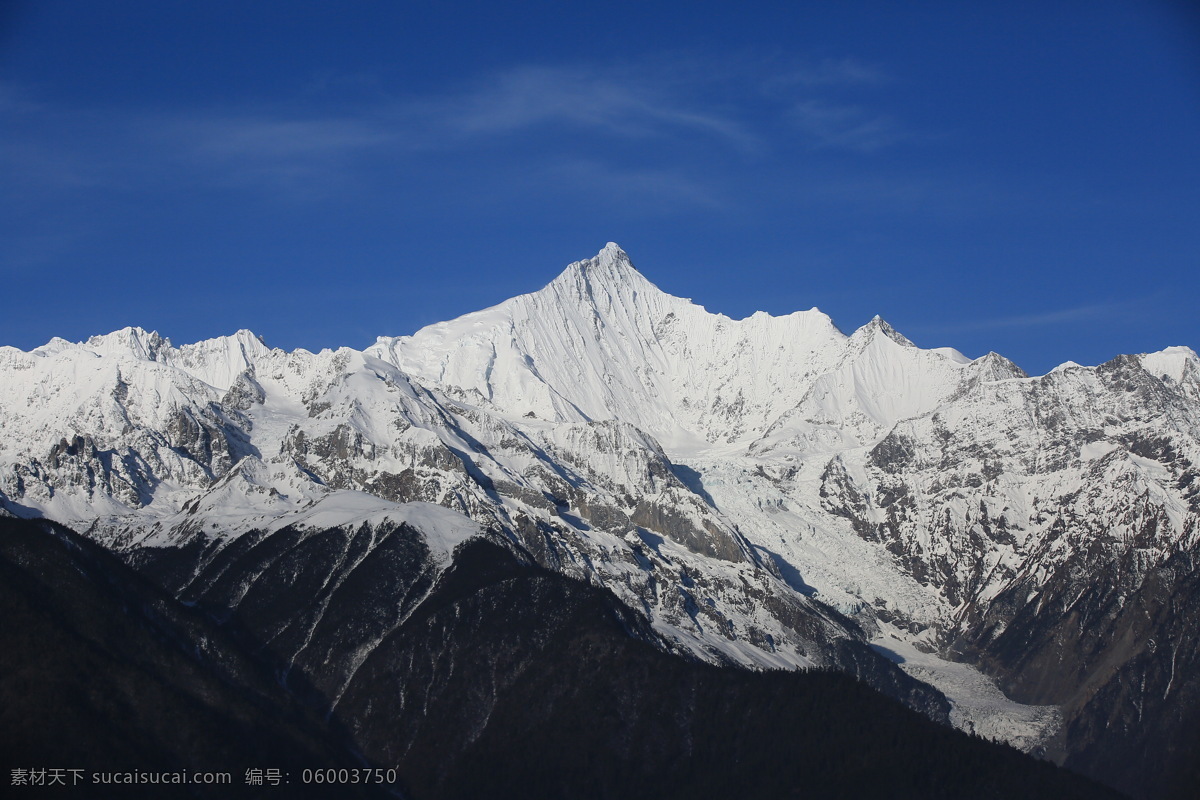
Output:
2,1,1197,375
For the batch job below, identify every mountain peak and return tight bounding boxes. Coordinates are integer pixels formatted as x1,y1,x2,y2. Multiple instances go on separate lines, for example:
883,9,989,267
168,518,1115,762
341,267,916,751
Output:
854,315,916,348
600,241,629,260
545,242,662,309
1139,345,1199,385
576,241,639,279
84,327,170,361
971,351,1029,381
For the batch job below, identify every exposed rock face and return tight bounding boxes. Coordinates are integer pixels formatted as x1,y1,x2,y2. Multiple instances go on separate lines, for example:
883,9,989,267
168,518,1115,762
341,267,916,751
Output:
1,244,1196,796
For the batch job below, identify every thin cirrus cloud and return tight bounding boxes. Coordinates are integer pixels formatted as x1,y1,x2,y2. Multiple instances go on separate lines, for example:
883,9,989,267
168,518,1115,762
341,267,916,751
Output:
1,63,761,197
176,62,762,165
425,64,758,150
937,302,1133,332
2,55,904,205
789,100,902,152
760,57,902,151
168,59,900,194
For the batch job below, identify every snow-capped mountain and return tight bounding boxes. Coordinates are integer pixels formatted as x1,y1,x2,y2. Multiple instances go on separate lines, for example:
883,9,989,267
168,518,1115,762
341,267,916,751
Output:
2,243,1197,798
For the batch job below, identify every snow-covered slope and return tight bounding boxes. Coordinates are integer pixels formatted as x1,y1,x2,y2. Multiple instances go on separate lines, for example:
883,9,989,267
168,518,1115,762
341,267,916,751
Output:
2,243,1198,774
367,242,851,450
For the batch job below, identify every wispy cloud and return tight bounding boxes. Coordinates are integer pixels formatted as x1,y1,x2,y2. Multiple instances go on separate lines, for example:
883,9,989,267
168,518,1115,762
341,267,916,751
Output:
934,302,1132,332
789,100,902,152
1,51,911,209
161,60,761,168
421,64,758,150
150,115,398,197
753,55,904,152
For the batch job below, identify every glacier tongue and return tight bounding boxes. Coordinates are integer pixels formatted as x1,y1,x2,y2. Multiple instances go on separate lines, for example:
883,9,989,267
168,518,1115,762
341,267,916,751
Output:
871,626,1062,751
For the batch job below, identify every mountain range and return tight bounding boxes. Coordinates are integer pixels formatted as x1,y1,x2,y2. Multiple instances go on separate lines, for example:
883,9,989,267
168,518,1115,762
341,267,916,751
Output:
2,243,1196,798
